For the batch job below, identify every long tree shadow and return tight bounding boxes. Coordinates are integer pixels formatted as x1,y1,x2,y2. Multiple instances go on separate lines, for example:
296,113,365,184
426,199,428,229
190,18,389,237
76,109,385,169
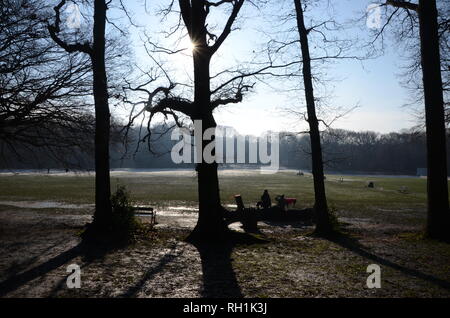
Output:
189,230,269,298
0,241,113,297
46,247,108,298
328,233,450,291
2,239,68,279
119,242,183,297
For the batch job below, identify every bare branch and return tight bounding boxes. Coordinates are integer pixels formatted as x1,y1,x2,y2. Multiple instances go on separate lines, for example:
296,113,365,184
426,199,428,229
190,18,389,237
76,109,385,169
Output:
47,0,92,55
386,0,418,12
209,0,245,54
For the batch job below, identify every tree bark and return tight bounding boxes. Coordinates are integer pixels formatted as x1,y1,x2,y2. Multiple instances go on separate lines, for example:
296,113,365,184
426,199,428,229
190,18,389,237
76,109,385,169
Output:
294,0,332,235
186,1,227,243
91,0,112,230
418,0,450,240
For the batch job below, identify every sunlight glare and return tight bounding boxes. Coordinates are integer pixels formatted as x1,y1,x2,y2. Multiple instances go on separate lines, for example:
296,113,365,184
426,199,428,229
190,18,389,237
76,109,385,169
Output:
188,41,197,53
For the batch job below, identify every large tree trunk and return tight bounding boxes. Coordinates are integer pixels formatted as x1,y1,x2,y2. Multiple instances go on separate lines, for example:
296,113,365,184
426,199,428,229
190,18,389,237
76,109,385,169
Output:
91,0,112,230
187,1,227,243
294,0,333,235
418,0,450,240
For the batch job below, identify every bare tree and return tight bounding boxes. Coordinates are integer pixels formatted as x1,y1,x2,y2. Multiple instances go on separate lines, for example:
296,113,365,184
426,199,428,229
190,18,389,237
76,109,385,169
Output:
263,0,362,236
0,0,95,167
292,0,333,235
122,0,281,243
374,0,450,241
48,0,116,233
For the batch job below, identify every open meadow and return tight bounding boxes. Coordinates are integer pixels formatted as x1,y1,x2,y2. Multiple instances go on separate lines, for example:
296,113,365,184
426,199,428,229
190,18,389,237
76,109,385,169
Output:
0,169,449,297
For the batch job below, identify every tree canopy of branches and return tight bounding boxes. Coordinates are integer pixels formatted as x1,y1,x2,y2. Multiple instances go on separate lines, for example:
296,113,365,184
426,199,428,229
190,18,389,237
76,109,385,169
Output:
368,0,449,126
0,0,95,167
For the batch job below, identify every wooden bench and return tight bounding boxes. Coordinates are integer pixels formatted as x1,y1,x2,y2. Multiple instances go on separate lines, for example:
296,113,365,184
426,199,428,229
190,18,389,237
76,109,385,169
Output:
134,206,157,225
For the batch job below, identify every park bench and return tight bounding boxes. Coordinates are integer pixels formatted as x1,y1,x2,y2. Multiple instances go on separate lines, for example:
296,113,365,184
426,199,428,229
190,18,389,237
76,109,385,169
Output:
134,206,157,225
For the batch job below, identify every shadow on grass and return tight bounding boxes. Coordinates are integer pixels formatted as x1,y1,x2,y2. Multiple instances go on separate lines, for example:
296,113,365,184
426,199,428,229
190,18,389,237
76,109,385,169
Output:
119,242,183,297
0,225,268,298
0,240,114,297
189,230,269,298
119,229,268,298
326,232,450,291
2,239,69,280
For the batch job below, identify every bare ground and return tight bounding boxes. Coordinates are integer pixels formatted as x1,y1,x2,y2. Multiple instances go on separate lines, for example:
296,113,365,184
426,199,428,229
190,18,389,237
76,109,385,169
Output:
0,205,449,298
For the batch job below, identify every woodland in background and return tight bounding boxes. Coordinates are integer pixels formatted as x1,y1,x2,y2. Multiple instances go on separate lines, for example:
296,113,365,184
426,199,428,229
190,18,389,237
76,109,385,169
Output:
2,124,449,176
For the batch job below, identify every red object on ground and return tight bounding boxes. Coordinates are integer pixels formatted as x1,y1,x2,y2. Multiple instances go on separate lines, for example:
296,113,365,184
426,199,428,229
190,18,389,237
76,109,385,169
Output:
284,198,297,206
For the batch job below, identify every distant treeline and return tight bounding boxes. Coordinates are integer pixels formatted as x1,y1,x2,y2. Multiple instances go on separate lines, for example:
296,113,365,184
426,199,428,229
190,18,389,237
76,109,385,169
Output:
288,129,450,175
1,124,449,175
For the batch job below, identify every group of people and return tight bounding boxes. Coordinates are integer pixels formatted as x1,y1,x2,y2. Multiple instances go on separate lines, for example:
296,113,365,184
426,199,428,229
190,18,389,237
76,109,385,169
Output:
257,190,296,211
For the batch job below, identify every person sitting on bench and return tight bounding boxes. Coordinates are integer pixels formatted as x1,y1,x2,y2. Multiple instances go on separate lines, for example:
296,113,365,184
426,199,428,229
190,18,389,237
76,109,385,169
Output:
260,189,272,209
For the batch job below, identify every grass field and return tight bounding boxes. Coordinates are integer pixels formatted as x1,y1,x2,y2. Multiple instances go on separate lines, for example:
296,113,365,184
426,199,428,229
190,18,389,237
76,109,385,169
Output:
0,169,435,225
0,169,432,206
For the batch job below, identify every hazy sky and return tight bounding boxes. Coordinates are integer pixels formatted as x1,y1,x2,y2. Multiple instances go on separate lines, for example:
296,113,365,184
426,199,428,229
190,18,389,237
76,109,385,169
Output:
109,0,419,136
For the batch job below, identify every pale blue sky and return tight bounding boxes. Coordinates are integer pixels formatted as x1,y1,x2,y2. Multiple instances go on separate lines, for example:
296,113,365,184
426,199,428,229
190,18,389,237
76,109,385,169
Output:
109,0,418,136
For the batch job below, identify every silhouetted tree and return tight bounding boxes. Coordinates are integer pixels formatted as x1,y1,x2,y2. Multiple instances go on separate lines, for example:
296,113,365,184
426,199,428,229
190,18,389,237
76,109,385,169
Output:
122,0,281,243
292,0,333,235
267,0,361,235
48,0,113,232
145,0,246,243
380,0,450,240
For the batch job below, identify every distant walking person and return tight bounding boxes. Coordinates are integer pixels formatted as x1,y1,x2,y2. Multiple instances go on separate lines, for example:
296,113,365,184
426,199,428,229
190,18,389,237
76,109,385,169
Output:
261,189,272,209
